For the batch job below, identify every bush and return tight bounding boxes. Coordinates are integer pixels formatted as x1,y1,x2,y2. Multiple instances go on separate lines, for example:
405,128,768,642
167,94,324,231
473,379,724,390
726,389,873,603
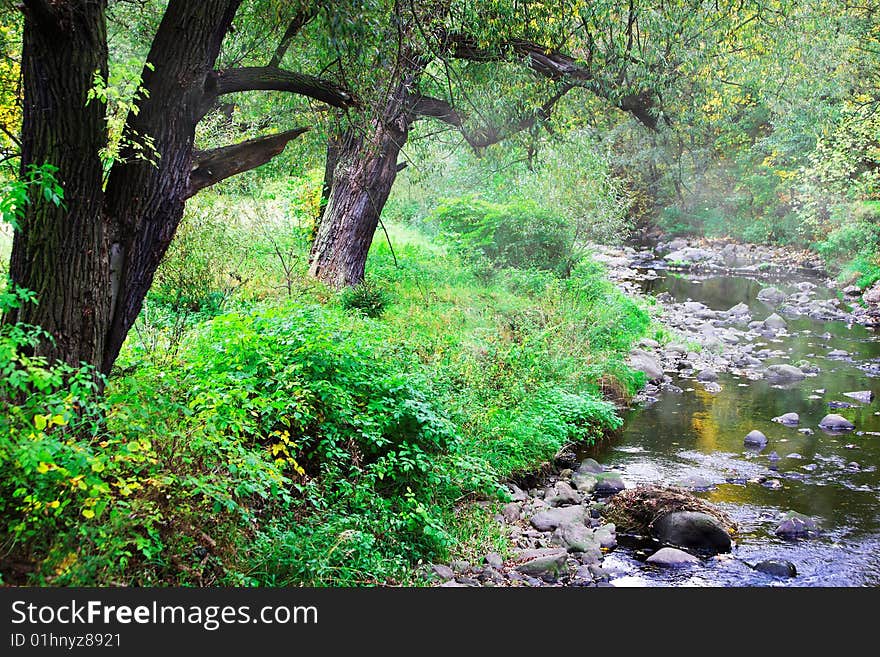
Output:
339,280,391,318
431,196,575,274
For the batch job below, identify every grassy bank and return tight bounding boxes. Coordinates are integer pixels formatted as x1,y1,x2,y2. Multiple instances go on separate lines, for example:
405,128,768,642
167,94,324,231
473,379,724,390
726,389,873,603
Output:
0,189,653,586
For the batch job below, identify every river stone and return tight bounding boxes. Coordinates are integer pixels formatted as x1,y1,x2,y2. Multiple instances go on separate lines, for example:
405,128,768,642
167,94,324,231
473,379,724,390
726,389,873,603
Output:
819,414,855,431
666,247,714,264
577,458,605,475
546,481,580,507
666,343,688,354
430,564,455,580
483,553,503,569
744,429,768,447
775,512,820,540
757,286,786,305
651,511,732,554
754,559,797,578
501,502,521,523
560,522,599,553
764,364,806,383
843,390,874,404
514,549,568,580
593,472,626,497
827,349,849,358
594,523,617,549
646,547,700,567
772,412,799,426
697,368,718,382
674,473,715,491
530,505,587,532
629,349,663,381
571,472,598,493
864,283,880,304
728,302,750,316
764,313,787,330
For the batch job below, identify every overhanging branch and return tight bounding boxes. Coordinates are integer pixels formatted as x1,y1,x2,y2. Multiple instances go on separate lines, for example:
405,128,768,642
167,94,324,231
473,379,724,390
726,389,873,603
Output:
268,8,317,67
186,127,309,198
211,67,357,109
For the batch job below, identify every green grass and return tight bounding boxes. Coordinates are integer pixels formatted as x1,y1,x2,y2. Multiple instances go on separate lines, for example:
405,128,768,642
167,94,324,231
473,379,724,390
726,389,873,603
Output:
1,214,652,587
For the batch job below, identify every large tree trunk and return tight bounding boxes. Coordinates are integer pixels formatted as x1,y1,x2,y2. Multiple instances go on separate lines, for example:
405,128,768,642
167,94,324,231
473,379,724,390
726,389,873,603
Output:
308,91,411,288
7,0,110,369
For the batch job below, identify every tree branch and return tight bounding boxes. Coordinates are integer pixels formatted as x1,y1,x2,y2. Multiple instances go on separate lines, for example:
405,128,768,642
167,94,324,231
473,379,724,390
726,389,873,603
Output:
410,84,573,150
186,127,309,198
211,67,357,108
268,8,317,67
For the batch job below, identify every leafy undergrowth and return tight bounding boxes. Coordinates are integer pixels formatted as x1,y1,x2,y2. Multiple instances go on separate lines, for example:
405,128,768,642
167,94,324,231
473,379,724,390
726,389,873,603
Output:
1,223,651,587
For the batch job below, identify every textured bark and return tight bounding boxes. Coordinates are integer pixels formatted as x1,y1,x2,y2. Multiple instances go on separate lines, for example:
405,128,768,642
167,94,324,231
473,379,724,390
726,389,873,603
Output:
308,81,413,288
100,0,242,373
8,0,110,368
187,128,308,198
211,67,356,109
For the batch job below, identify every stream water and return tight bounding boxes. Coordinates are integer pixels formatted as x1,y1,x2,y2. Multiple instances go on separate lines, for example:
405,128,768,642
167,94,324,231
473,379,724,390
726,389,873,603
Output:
590,270,880,586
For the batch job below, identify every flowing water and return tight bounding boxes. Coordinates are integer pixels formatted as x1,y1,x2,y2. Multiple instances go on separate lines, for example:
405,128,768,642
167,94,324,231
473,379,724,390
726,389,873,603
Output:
589,270,880,586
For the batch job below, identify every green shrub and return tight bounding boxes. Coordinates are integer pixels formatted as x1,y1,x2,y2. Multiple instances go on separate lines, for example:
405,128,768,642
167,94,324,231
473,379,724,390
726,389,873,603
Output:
431,196,575,274
339,280,391,318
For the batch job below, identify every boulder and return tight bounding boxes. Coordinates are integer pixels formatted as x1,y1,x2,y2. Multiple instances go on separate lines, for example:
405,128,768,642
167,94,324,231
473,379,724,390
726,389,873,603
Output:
560,522,600,553
744,429,768,447
571,472,598,494
727,302,750,316
774,512,820,540
593,472,626,497
696,368,718,382
763,313,787,330
501,502,521,523
629,349,663,381
764,364,806,383
646,547,700,567
843,391,874,404
651,511,732,554
753,559,797,578
863,283,880,304
430,564,455,580
771,412,799,426
577,458,605,475
514,549,568,580
757,286,786,305
530,505,587,532
545,481,580,507
827,349,849,358
818,414,855,431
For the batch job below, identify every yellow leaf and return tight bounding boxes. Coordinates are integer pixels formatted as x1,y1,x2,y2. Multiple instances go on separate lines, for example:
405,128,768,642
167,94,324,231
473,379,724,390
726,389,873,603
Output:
81,509,95,519
34,415,47,431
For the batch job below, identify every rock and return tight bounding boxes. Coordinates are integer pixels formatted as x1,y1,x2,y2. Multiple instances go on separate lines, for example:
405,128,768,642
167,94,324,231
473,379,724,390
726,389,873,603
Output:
593,472,626,497
819,414,855,431
744,429,768,447
639,338,660,349
772,412,799,426
430,564,455,580
651,511,733,554
775,512,820,540
665,343,688,354
827,349,849,358
560,522,600,553
508,484,528,502
757,286,786,305
629,349,663,381
764,364,806,383
577,458,605,475
594,524,616,549
514,549,568,580
864,283,880,304
666,247,715,264
501,502,521,523
843,390,874,404
451,560,470,573
843,284,861,296
696,368,718,382
530,505,587,532
763,313,787,330
702,381,723,394
484,553,503,569
646,547,700,567
546,481,580,507
754,559,797,578
674,473,715,491
571,472,598,494
728,302,750,316
553,448,578,470
763,479,783,490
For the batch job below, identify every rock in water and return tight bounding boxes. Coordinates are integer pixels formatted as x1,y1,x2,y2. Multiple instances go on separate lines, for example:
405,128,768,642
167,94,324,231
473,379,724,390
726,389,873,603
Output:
577,458,605,475
744,429,768,447
843,391,874,404
727,302,750,316
651,511,733,554
757,286,786,305
775,512,820,540
772,412,799,426
754,559,797,578
697,368,718,382
764,364,806,383
763,313,787,330
818,414,855,431
646,547,700,567
593,472,626,497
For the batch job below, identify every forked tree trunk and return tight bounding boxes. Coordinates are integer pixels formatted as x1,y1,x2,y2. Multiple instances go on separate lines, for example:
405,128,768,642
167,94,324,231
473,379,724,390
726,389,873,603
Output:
7,1,111,368
308,81,413,288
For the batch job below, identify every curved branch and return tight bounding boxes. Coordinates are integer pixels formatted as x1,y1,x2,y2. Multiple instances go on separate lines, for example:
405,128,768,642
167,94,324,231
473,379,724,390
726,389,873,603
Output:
268,8,317,67
211,67,357,108
186,127,309,198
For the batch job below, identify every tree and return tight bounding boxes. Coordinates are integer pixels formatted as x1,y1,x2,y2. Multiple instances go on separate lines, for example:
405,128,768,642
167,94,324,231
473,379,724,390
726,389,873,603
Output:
4,0,354,374
305,0,678,288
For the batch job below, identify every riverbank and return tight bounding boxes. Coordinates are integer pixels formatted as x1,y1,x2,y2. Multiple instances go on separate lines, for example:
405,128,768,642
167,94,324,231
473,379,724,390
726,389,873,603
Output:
432,236,880,587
